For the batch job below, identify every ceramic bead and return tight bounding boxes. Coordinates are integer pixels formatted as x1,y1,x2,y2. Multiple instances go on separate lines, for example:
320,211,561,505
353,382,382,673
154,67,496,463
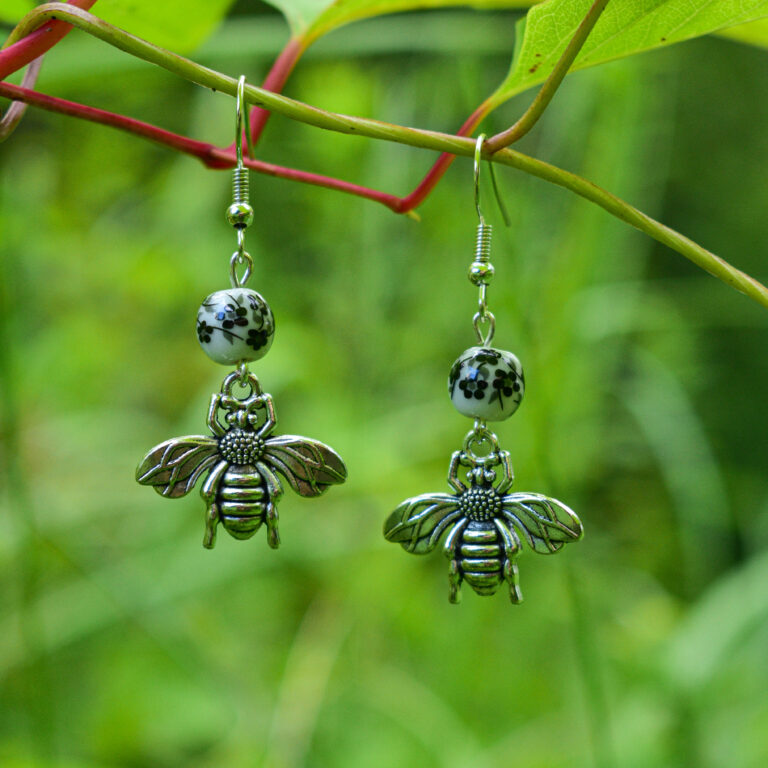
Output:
197,288,274,365
448,346,524,421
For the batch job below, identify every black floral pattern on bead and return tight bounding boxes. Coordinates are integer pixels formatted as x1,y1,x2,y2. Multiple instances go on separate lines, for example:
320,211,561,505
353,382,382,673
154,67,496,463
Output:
448,360,462,395
489,368,521,409
217,298,249,329
474,349,502,365
197,320,213,344
458,368,489,400
246,328,270,351
200,291,261,344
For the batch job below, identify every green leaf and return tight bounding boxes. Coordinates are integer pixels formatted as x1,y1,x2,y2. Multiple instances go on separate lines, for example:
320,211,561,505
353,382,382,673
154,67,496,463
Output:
490,0,768,106
263,0,537,41
716,17,768,47
664,550,768,690
94,0,236,52
0,0,34,25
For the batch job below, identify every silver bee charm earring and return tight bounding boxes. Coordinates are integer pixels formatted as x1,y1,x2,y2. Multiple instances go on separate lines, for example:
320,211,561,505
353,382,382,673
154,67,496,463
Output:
137,77,347,549
384,136,583,604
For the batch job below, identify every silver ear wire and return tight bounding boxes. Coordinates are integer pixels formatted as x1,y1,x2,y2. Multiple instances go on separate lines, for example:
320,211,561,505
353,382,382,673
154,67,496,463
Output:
470,135,495,346
227,75,255,288
473,133,488,227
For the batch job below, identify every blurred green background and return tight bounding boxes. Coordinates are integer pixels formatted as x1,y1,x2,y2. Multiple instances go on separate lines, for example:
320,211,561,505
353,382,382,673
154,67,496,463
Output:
2,5,768,767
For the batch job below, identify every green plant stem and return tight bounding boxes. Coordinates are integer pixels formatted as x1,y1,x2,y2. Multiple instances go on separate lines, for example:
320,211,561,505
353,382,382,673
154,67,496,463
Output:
0,229,57,760
4,4,768,311
245,36,307,147
484,0,611,152
565,561,613,768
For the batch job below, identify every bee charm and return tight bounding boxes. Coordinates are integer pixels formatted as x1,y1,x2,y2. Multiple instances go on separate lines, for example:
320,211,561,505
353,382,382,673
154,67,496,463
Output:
384,428,582,604
137,370,347,549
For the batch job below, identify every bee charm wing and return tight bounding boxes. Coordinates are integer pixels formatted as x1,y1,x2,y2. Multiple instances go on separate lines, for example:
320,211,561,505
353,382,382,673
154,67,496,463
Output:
384,493,460,554
136,436,220,498
262,436,347,497
501,492,583,554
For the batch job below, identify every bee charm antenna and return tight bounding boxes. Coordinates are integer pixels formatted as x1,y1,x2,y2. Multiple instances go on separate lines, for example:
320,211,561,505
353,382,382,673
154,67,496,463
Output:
383,135,583,604
136,75,347,550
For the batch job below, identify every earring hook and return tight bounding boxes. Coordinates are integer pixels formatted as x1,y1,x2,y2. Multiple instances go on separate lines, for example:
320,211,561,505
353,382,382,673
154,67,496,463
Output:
473,134,486,226
473,133,510,228
235,75,254,163
228,75,255,289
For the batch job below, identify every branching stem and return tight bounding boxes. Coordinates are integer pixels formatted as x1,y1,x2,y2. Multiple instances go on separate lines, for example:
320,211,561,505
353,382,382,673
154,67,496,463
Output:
245,36,307,148
2,3,768,311
485,0,611,152
0,0,97,77
0,82,404,210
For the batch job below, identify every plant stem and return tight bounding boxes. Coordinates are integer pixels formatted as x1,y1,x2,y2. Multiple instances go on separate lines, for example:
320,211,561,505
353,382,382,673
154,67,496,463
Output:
0,223,58,761
4,4,768,311
394,101,492,212
484,0,612,152
0,54,43,139
0,0,97,78
0,82,404,209
246,36,307,147
0,81,230,161
565,561,614,768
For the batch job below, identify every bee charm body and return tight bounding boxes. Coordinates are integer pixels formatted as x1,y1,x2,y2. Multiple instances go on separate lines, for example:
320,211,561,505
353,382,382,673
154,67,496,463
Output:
207,464,269,541
137,370,346,549
384,433,582,604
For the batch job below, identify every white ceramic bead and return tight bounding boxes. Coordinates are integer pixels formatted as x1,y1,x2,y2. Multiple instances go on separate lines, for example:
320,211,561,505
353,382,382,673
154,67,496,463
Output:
197,288,274,365
448,346,524,421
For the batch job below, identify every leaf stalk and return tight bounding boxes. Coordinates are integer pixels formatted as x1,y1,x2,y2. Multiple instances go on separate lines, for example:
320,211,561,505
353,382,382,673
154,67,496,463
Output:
484,0,611,152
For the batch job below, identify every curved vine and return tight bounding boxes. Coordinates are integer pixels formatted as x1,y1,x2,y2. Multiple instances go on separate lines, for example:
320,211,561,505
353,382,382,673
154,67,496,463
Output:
1,1,767,311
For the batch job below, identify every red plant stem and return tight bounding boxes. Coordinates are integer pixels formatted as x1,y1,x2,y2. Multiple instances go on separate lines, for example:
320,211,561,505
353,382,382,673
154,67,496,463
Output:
393,101,491,212
0,82,227,164
246,37,306,147
0,82,403,210
0,0,98,80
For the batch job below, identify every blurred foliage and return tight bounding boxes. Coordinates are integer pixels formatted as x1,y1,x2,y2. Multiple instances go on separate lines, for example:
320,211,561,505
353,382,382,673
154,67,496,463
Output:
1,7,768,768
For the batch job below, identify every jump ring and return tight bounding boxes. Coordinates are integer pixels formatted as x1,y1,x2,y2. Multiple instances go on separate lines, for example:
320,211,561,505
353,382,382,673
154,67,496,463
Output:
472,309,496,346
229,249,253,288
462,425,501,464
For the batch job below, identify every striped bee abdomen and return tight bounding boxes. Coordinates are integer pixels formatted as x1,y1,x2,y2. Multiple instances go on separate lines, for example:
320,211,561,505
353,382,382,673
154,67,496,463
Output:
218,464,267,539
459,521,504,595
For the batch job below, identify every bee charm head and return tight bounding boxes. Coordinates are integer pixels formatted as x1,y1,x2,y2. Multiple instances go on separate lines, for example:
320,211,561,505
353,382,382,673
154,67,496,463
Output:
136,369,347,550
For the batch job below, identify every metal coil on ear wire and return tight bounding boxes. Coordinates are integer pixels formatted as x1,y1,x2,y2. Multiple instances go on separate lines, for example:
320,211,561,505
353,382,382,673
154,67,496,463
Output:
469,221,495,287
468,135,495,288
226,76,255,233
232,164,249,207
475,221,492,262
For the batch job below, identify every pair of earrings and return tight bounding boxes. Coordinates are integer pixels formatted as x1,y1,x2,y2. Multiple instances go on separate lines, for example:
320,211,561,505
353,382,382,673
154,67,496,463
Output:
136,79,583,604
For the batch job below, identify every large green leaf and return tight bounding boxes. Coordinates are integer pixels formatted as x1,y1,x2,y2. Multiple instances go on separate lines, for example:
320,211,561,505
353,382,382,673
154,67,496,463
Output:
0,0,34,25
489,0,768,106
264,0,536,41
81,0,236,52
717,16,768,47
